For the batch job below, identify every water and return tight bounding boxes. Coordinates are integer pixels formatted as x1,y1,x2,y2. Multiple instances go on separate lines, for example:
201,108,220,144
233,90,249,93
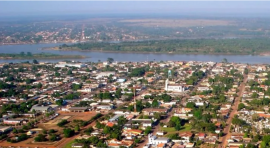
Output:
0,43,270,64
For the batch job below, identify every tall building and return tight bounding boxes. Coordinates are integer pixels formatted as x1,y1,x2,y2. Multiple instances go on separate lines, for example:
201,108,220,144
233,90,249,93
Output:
164,79,185,92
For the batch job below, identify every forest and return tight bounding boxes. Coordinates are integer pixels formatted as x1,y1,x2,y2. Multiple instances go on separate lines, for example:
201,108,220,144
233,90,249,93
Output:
60,38,270,55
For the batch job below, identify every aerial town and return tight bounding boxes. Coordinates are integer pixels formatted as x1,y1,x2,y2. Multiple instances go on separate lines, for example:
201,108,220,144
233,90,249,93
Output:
0,59,268,148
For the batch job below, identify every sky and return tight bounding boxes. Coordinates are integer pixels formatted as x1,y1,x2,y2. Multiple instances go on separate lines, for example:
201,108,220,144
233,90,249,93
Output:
1,1,270,18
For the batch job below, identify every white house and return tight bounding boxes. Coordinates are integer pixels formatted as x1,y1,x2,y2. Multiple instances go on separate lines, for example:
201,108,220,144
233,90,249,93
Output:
148,134,169,145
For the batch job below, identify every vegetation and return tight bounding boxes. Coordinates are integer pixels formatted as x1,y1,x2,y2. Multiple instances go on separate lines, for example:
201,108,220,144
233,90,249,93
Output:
57,119,68,127
60,38,270,55
0,52,84,59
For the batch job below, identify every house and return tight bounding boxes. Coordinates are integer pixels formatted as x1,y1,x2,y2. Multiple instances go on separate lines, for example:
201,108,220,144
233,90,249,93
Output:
96,105,113,110
179,132,193,143
157,143,166,148
198,133,206,140
109,115,123,122
91,130,100,136
142,121,153,128
156,131,165,136
197,86,210,91
71,143,84,148
106,138,133,148
205,134,218,144
188,96,207,107
96,72,116,79
123,129,143,136
178,108,192,114
27,130,35,136
148,134,170,145
31,105,53,113
142,108,168,115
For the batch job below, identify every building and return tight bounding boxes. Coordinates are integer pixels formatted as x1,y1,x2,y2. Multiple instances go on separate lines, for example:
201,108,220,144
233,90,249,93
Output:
69,107,88,112
109,115,123,122
142,108,168,115
31,105,53,113
55,62,86,68
96,105,113,110
96,72,116,79
0,126,13,134
3,119,23,125
164,79,185,92
148,134,170,145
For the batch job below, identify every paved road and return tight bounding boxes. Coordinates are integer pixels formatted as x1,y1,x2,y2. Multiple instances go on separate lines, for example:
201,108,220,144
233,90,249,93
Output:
219,73,247,148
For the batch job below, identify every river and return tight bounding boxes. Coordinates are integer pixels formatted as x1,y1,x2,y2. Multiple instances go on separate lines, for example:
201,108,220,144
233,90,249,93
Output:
0,43,270,64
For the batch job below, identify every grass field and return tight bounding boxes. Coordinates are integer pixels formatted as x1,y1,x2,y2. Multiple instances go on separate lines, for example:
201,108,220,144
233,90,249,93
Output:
119,19,235,27
163,124,192,136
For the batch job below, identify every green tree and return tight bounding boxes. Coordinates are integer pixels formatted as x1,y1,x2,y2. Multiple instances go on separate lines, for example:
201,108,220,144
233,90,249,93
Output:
33,59,39,64
115,88,122,99
186,102,196,108
37,83,42,89
74,125,80,132
144,126,152,135
63,128,75,138
152,99,159,108
27,52,32,56
107,57,114,63
238,103,245,111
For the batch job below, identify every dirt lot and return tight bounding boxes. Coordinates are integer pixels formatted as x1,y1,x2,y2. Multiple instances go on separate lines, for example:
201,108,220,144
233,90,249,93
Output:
0,112,97,148
119,19,235,27
41,111,96,130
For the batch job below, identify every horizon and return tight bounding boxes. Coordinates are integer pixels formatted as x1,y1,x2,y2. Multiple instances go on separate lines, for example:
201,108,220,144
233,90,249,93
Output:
1,1,270,19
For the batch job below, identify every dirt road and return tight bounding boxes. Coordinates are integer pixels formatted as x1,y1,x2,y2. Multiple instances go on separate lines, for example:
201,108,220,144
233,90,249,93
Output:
219,74,247,148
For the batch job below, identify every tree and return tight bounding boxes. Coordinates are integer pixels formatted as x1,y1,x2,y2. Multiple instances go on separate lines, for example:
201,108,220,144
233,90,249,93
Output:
37,83,42,89
34,134,47,142
49,134,58,141
27,52,32,56
251,92,259,98
115,88,122,99
20,52,25,56
154,113,161,120
103,126,111,134
63,128,75,138
186,102,196,109
67,70,72,75
193,110,202,119
238,103,245,111
107,57,114,63
152,99,159,108
252,113,260,122
222,58,228,63
33,59,39,64
74,125,80,132
261,141,266,148
144,126,152,135
244,68,249,74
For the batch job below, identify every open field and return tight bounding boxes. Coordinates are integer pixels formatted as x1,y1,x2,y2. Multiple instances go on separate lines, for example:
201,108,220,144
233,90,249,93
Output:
119,19,235,27
163,124,192,136
41,112,97,130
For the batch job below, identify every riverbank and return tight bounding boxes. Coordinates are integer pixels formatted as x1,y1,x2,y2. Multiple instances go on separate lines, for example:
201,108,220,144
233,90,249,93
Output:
0,53,85,60
45,38,270,56
43,46,264,56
